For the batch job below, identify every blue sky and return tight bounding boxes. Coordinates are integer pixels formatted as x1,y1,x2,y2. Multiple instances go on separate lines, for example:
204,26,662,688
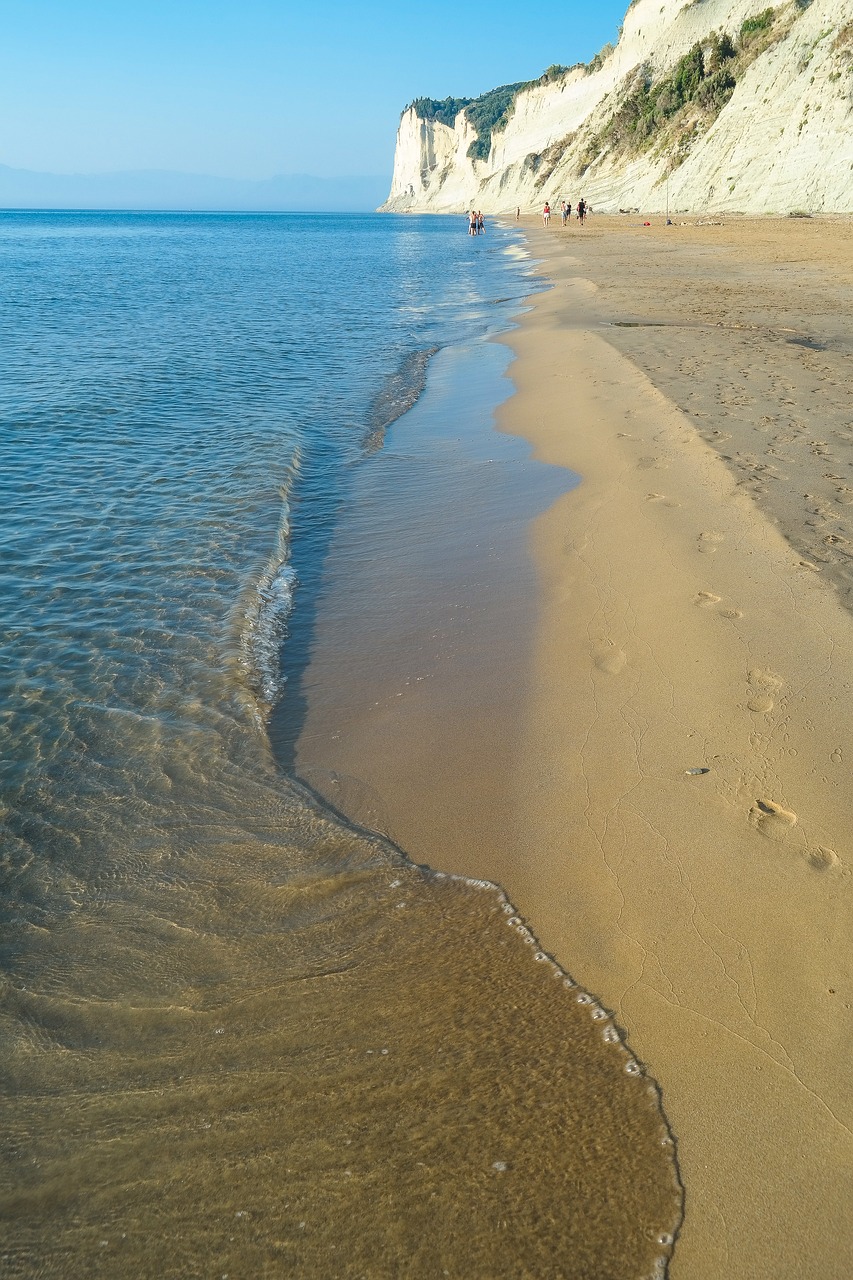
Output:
1,0,628,178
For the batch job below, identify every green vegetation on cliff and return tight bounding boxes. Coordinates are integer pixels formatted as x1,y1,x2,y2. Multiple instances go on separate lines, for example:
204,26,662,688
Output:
465,83,527,160
578,11,785,176
409,96,473,128
597,34,737,151
741,7,776,39
409,63,581,164
408,4,787,173
408,83,527,161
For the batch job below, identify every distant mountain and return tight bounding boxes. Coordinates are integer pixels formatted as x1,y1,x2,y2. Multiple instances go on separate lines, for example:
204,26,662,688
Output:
0,165,390,212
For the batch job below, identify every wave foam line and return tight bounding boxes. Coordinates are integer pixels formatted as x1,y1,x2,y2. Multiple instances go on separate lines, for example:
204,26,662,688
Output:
363,346,438,455
232,449,301,719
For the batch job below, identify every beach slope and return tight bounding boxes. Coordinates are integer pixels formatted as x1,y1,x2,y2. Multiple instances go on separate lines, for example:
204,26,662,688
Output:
502,217,853,1279
289,215,853,1277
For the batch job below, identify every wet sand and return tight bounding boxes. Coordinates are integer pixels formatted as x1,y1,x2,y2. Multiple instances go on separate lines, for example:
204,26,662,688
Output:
1,765,682,1279
291,216,853,1277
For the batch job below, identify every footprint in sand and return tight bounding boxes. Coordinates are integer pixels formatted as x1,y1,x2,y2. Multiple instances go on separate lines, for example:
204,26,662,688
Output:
592,641,627,675
749,798,798,839
693,591,742,619
645,492,681,508
746,668,783,713
748,666,783,692
806,846,840,872
698,531,725,554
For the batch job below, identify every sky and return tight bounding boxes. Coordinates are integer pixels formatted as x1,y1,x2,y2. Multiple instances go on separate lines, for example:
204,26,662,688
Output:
1,0,628,179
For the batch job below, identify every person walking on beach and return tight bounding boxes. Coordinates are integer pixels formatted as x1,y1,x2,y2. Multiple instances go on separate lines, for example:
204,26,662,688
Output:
543,202,551,227
516,206,520,221
566,201,572,222
577,198,587,225
560,200,567,227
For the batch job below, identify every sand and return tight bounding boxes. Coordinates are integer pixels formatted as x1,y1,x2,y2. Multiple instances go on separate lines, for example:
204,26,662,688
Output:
292,215,853,1278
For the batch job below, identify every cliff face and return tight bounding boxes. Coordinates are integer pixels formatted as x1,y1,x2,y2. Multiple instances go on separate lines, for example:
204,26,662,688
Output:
381,0,853,214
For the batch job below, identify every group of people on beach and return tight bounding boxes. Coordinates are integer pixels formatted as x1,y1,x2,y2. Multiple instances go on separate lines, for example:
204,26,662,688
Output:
541,198,588,227
468,203,587,232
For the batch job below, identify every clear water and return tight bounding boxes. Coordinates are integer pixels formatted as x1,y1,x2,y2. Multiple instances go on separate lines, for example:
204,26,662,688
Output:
0,211,682,1277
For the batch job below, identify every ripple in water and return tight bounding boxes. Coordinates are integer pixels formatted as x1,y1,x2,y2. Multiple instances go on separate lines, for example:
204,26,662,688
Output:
0,211,682,1276
363,345,438,454
232,455,301,716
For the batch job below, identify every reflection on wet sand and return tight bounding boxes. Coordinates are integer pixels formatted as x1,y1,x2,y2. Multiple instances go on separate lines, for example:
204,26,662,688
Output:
1,753,682,1278
0,211,684,1278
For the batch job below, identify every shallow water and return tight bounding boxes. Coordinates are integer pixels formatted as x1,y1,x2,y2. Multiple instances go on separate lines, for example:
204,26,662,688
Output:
0,211,682,1276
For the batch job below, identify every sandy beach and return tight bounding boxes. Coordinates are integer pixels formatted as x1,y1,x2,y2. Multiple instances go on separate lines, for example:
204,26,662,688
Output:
291,215,853,1278
503,214,853,1280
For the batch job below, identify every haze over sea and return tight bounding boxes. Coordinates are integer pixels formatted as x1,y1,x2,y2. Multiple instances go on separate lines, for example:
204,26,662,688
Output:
0,210,680,1276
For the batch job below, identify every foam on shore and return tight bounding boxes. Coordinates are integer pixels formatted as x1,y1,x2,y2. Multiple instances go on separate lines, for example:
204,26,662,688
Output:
287,213,853,1279
499,216,853,1280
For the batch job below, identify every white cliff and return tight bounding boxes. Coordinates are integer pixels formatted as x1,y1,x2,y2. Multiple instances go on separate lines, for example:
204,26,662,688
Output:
381,0,853,214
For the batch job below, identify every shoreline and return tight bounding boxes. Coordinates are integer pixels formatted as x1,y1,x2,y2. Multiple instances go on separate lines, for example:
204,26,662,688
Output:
498,217,853,1279
0,212,684,1279
288,215,853,1277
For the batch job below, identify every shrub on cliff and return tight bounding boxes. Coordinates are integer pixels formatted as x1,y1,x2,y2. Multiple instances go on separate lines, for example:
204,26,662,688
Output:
741,8,775,41
577,27,748,175
410,84,529,162
464,83,526,161
539,64,572,84
413,64,581,165
409,97,472,127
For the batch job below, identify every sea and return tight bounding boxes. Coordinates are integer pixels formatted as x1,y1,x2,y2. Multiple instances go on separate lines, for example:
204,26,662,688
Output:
0,211,682,1278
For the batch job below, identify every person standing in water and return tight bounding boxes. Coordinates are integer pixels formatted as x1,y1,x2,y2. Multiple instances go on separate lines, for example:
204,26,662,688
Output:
468,210,477,236
477,211,485,234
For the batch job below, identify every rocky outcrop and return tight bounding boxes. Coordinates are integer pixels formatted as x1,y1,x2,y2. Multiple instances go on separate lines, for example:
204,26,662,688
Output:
381,0,853,214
